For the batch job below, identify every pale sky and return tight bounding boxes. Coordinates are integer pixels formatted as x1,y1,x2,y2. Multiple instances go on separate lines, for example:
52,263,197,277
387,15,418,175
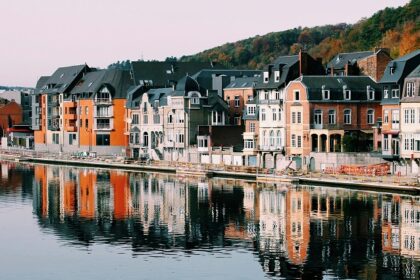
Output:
0,0,410,87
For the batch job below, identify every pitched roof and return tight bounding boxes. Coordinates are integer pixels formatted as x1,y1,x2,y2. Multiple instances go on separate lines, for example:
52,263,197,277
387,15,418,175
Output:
224,76,259,89
255,55,300,89
380,49,420,84
407,64,420,78
43,65,89,94
130,61,214,87
327,51,374,69
299,76,381,101
70,69,133,99
147,88,174,107
191,69,261,90
34,76,50,94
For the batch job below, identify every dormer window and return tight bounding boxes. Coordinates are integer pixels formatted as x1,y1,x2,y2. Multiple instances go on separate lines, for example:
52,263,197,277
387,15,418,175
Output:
384,88,389,98
322,89,330,100
392,88,400,98
274,71,280,82
247,105,256,115
191,93,200,105
367,86,375,100
390,67,395,75
406,82,416,97
263,71,269,83
344,89,351,100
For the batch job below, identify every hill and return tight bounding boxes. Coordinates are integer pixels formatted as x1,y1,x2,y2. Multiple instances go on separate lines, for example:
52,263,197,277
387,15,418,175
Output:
179,0,420,69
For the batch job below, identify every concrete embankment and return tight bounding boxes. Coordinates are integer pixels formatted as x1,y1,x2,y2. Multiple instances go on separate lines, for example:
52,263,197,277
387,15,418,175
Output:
2,153,419,195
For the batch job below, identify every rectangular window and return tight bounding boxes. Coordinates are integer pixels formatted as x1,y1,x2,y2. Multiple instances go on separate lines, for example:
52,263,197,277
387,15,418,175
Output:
416,140,420,152
297,112,302,124
234,117,241,125
344,90,351,100
384,110,389,124
244,139,254,149
69,134,76,145
132,114,139,124
234,96,240,107
328,110,336,124
292,112,296,124
52,133,59,144
96,134,110,146
322,90,330,100
344,109,351,124
85,119,89,128
384,88,389,98
226,96,230,107
272,108,276,121
250,122,255,132
261,109,266,121
85,106,89,115
367,109,375,124
314,110,322,125
297,135,302,148
392,89,400,98
406,82,416,97
291,134,296,147
411,109,415,124
294,90,300,101
143,114,148,124
383,137,389,151
247,106,255,115
392,110,399,129
367,88,375,100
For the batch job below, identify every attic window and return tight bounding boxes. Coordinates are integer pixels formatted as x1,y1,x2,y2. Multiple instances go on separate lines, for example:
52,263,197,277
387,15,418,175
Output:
322,89,330,100
344,90,351,100
241,82,247,87
263,72,269,83
390,67,395,75
60,73,64,79
88,82,93,87
367,86,375,100
274,71,280,82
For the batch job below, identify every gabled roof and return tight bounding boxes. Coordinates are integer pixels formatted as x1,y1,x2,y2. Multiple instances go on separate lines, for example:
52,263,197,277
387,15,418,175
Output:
130,61,214,88
43,65,89,94
70,69,133,99
208,91,228,111
327,51,374,70
299,76,381,101
380,50,420,84
224,76,259,89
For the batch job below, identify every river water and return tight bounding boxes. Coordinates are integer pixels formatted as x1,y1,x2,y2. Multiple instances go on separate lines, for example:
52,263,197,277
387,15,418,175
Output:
0,162,419,279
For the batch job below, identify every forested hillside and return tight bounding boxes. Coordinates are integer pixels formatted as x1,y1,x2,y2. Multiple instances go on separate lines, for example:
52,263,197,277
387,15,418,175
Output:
179,0,419,68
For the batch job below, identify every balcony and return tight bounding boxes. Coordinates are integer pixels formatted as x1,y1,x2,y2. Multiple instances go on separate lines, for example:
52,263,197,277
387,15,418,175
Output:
94,112,113,118
95,124,112,130
94,98,112,105
310,124,342,130
258,145,283,152
48,99,60,107
259,99,283,105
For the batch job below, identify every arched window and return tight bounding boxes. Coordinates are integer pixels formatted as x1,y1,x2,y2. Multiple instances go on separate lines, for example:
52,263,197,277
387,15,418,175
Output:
262,130,267,147
167,113,173,124
143,132,149,147
270,130,275,146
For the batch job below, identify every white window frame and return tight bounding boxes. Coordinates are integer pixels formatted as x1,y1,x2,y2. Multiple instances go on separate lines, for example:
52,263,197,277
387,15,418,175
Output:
322,90,330,100
344,109,351,124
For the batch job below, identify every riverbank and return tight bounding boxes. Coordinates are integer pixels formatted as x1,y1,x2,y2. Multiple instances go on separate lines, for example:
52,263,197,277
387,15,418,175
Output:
1,149,419,195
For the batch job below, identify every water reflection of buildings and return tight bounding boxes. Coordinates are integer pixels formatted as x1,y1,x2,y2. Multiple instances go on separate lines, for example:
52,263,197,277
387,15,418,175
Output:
25,163,420,279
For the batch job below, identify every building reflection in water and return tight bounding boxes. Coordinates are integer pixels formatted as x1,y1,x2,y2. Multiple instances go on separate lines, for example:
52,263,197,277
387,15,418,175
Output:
6,163,419,279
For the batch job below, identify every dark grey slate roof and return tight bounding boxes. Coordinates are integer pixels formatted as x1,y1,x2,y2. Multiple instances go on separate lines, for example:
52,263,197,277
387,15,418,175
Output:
126,85,148,109
147,88,174,107
327,51,374,70
299,76,381,101
207,91,228,111
130,61,214,87
407,64,420,78
255,55,300,90
43,65,89,94
175,75,201,92
35,76,50,94
70,69,133,99
191,69,261,90
225,76,259,89
380,50,420,84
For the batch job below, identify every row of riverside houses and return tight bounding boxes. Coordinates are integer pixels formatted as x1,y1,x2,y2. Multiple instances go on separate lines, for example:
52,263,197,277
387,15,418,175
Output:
29,49,420,173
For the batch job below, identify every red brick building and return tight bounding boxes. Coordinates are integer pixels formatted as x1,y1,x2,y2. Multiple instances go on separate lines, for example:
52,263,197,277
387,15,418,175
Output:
0,101,22,136
285,76,382,158
223,76,259,126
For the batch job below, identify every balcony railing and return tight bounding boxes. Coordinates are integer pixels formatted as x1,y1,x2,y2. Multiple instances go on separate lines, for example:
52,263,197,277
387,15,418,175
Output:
95,123,112,130
310,123,342,130
258,99,283,105
258,145,283,151
94,98,112,105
